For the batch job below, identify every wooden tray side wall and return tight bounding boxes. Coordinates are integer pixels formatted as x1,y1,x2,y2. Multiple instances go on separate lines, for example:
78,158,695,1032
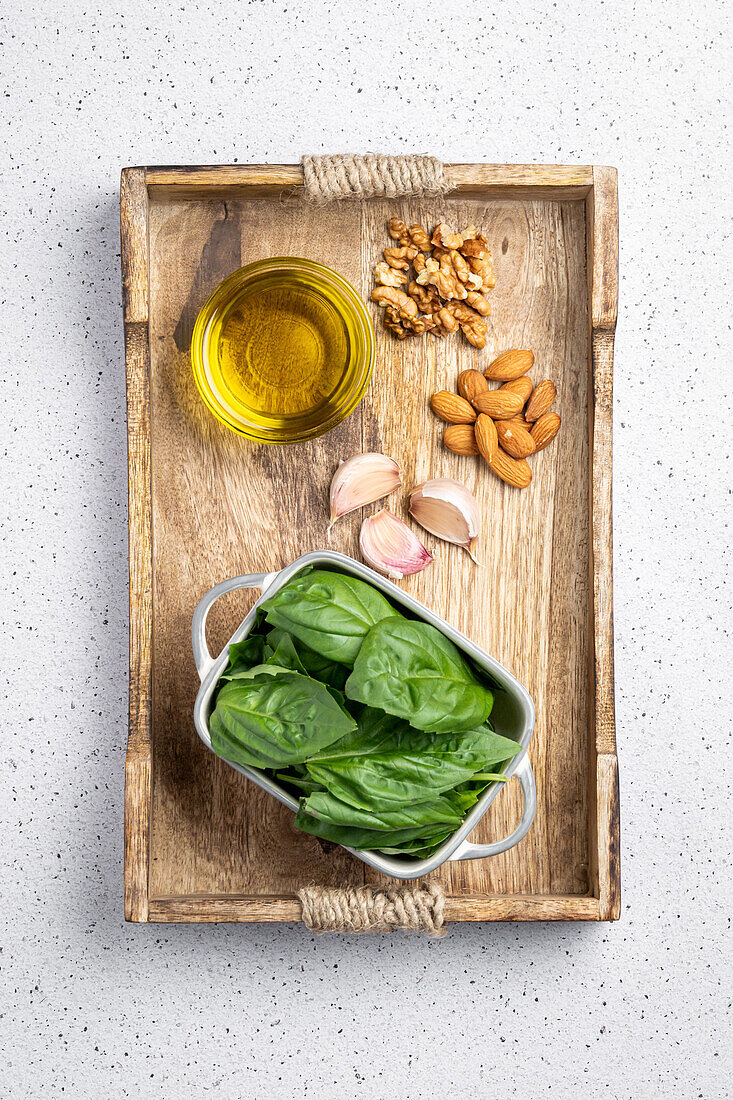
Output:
121,167,153,922
586,168,620,920
121,164,618,924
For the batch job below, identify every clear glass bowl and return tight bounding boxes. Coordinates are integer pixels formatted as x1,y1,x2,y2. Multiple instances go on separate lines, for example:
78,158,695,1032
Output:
190,257,374,444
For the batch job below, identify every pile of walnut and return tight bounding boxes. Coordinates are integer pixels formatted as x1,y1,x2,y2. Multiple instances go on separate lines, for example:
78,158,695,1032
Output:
429,350,561,489
371,219,495,347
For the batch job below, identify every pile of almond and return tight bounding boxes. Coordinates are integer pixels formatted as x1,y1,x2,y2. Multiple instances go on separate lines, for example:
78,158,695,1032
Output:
429,350,561,488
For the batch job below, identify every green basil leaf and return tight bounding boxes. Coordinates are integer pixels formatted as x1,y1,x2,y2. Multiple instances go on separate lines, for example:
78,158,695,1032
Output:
293,803,452,851
265,631,308,674
267,627,350,690
450,770,509,807
262,569,399,666
345,618,494,732
209,670,356,769
305,707,519,810
220,661,289,683
219,635,270,681
302,788,463,832
375,829,455,856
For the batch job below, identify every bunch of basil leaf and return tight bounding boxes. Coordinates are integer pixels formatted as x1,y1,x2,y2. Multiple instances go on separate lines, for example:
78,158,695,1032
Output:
208,568,521,860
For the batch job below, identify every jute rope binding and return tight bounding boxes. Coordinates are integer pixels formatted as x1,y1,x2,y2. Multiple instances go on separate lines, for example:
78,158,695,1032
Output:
298,882,446,936
301,154,452,203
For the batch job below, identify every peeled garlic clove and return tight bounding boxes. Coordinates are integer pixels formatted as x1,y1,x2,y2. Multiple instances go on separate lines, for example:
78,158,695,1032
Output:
359,509,434,580
329,453,401,527
409,478,482,565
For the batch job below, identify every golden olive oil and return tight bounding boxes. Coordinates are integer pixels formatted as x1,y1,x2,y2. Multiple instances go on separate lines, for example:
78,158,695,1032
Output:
191,259,374,443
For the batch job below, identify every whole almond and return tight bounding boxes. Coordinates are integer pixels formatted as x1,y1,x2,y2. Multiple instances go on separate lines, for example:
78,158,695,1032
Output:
530,411,562,451
472,389,524,419
500,375,533,404
525,379,557,422
484,348,534,381
474,414,498,463
487,446,532,489
496,420,536,459
444,423,479,456
503,415,531,431
457,369,489,404
430,390,477,424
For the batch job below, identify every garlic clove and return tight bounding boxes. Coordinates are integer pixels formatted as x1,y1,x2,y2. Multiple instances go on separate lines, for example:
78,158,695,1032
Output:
409,477,482,565
359,509,434,580
329,453,401,528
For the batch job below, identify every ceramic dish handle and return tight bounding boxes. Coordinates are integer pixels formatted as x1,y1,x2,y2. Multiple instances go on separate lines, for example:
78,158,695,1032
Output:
449,754,536,862
192,572,280,681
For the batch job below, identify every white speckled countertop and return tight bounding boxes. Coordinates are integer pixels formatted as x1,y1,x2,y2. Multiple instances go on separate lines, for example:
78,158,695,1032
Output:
2,1,731,1095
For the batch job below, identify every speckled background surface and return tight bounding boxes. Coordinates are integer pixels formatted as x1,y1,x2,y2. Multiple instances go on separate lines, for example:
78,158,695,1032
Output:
2,1,731,1096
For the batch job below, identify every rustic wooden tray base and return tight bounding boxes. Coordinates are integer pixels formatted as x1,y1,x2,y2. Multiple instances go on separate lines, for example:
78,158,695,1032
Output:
122,164,619,924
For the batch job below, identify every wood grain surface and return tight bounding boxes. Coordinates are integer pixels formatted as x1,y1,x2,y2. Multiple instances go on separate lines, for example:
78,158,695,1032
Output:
123,165,619,921
144,163,594,202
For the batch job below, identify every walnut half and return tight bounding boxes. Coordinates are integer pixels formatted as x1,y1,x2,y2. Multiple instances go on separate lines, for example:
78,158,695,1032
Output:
384,245,418,270
416,254,468,301
407,280,442,314
445,301,488,348
387,218,432,251
374,261,407,288
371,285,419,321
383,305,411,339
431,222,465,250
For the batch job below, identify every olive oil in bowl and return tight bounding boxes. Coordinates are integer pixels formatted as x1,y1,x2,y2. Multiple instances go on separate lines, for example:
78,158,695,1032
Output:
191,258,374,443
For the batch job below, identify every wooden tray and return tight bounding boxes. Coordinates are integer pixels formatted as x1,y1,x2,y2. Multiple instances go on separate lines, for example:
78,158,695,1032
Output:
121,163,619,924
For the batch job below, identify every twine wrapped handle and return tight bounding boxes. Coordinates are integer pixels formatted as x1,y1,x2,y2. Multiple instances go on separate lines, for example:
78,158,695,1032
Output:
302,154,451,203
298,882,446,936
